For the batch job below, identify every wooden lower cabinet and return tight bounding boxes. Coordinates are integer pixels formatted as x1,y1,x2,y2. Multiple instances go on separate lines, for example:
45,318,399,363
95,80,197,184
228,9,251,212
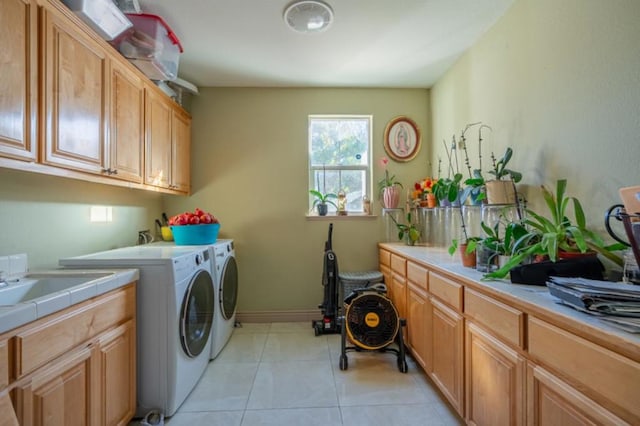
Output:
466,321,526,426
379,246,640,425
431,297,464,415
98,320,136,426
407,283,431,371
16,346,93,426
2,284,136,426
527,364,628,426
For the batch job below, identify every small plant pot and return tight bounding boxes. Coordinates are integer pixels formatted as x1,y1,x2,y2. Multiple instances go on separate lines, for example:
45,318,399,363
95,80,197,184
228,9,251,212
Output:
476,245,498,272
459,244,477,268
382,186,401,209
317,203,328,216
485,180,517,205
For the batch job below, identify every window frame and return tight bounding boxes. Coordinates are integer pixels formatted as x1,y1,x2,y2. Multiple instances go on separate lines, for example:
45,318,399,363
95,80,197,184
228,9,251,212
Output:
307,114,373,215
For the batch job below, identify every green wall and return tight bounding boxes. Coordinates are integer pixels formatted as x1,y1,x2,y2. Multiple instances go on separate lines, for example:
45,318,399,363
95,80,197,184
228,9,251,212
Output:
163,88,431,312
0,168,162,269
431,0,640,238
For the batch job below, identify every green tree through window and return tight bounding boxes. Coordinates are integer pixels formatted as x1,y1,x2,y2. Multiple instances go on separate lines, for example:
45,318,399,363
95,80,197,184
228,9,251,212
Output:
309,115,372,213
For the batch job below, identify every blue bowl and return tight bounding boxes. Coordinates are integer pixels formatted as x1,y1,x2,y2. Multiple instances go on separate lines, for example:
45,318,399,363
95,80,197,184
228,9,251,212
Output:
170,223,220,245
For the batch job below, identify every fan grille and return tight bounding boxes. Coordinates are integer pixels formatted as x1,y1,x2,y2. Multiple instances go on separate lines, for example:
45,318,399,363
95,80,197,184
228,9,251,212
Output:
345,293,399,350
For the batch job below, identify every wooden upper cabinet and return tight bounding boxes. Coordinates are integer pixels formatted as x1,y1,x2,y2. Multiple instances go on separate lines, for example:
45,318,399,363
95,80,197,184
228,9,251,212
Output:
145,86,191,193
144,87,172,188
0,0,37,161
171,108,191,192
109,59,143,183
41,3,107,174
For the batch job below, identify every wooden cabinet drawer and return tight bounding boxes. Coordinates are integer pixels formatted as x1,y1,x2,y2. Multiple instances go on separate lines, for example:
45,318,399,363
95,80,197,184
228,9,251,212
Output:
15,284,135,378
379,248,391,268
429,271,462,311
528,316,640,422
407,261,428,290
465,288,524,348
391,254,406,276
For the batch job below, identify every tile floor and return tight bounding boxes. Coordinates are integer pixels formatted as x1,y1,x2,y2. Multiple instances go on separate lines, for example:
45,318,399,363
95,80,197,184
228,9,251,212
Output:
133,322,464,426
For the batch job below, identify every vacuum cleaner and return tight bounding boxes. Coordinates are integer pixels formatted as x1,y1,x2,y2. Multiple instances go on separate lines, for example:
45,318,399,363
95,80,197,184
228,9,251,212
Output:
312,223,341,335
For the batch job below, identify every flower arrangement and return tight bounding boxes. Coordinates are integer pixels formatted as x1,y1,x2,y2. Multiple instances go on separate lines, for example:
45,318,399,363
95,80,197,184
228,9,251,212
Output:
412,177,437,200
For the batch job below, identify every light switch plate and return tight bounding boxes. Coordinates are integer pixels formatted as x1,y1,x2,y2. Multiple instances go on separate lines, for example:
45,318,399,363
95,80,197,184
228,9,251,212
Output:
8,254,28,277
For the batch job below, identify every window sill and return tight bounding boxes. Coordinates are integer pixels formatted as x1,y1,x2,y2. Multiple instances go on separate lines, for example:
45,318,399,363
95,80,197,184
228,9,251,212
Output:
306,213,377,221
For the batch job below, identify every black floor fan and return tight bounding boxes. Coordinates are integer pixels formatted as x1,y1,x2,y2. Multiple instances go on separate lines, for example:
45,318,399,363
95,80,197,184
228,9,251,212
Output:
312,223,341,335
339,286,408,373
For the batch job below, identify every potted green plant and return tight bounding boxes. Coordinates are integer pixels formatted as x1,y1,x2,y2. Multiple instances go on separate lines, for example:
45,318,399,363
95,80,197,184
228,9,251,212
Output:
378,157,403,209
484,179,624,279
432,173,463,207
485,147,523,204
476,216,529,271
309,189,338,216
388,211,421,245
443,173,482,267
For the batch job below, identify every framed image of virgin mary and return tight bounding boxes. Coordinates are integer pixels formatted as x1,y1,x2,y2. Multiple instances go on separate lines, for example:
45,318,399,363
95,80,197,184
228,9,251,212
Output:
383,116,421,162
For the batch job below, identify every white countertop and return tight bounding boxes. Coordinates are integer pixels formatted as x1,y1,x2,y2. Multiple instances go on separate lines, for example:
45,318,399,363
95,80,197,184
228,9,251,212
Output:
0,268,139,334
380,243,640,351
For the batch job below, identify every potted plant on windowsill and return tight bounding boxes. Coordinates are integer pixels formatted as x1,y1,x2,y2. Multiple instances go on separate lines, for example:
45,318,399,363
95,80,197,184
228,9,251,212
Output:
309,190,338,216
484,179,624,279
485,147,522,205
378,157,403,209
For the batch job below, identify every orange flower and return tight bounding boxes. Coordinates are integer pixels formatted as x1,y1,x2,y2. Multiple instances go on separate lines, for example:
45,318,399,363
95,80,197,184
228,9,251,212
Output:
413,177,437,199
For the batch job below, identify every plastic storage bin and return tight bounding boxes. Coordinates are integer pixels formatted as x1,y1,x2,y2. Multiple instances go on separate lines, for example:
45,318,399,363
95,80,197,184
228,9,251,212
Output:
62,0,133,41
119,13,183,81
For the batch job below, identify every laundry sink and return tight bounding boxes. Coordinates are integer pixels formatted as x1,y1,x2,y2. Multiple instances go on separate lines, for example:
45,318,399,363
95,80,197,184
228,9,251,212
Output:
0,272,114,306
0,268,138,334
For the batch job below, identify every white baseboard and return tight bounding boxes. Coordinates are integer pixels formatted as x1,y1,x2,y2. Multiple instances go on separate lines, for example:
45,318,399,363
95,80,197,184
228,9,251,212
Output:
236,310,320,323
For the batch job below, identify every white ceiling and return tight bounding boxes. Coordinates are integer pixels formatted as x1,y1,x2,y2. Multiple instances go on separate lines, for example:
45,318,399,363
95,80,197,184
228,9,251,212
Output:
136,0,515,89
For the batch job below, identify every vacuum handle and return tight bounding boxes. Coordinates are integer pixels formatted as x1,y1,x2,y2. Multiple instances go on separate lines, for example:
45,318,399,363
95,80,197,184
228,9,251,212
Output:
325,223,333,251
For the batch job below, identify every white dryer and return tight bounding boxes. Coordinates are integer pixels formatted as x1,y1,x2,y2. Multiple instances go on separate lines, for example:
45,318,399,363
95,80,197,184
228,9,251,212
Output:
60,245,215,418
210,239,238,359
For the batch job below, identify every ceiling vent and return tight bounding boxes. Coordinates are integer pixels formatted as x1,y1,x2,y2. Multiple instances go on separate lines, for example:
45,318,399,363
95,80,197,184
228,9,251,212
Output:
283,1,334,34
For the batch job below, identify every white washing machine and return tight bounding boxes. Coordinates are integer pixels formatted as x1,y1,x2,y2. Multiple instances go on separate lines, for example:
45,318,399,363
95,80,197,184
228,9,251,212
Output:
210,239,238,359
149,240,238,360
60,245,215,418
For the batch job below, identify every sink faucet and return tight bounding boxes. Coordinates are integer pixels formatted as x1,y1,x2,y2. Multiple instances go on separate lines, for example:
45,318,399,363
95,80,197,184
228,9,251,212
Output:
0,271,7,288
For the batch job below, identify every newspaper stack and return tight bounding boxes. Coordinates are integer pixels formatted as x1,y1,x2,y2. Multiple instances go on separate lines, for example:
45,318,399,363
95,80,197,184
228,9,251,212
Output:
547,277,640,333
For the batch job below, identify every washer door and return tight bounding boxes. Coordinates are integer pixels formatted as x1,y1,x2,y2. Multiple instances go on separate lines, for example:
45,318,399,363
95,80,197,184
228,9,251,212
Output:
220,256,238,320
180,269,214,358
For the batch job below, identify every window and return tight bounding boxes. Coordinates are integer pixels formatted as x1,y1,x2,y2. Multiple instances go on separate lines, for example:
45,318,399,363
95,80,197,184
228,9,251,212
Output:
308,115,372,214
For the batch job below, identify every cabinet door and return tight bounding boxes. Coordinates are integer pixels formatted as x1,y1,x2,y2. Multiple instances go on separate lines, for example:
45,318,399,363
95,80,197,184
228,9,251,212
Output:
466,321,526,426
171,109,191,192
109,59,143,183
41,4,107,174
16,346,93,426
144,87,172,188
527,364,628,426
0,0,37,161
431,297,464,416
407,283,431,371
98,320,135,426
